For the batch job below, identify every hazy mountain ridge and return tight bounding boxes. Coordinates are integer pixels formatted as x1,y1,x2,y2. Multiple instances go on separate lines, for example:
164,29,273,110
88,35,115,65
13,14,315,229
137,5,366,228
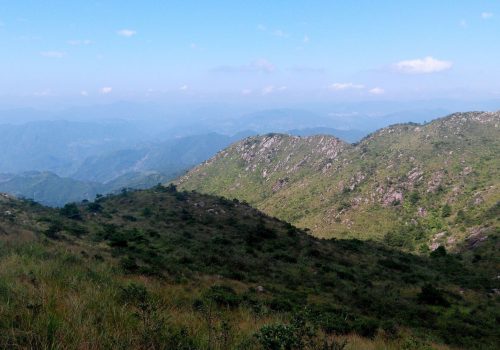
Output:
0,127,254,205
72,132,255,183
179,111,500,251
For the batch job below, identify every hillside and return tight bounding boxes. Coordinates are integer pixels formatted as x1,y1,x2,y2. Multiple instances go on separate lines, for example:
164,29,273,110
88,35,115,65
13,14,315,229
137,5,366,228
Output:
0,187,498,349
178,111,500,251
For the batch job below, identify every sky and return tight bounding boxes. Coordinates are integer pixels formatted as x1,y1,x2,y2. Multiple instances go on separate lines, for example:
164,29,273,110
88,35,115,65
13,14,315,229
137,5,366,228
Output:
1,1,500,107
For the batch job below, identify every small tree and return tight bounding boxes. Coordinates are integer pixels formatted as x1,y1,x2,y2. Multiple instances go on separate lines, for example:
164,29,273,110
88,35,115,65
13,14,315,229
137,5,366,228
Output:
417,284,450,307
59,203,81,220
441,204,452,218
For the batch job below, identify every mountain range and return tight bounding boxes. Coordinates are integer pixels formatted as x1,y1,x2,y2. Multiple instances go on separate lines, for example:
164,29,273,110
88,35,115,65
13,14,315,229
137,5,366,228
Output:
0,125,254,206
179,111,500,252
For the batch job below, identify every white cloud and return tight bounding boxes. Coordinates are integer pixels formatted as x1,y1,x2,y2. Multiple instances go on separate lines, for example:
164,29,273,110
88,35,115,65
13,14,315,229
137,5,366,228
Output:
241,89,253,96
179,85,189,91
68,39,92,46
117,29,137,37
394,56,453,74
40,51,66,58
481,12,493,19
303,35,310,43
80,90,89,96
257,24,267,31
329,82,365,91
459,19,467,28
369,87,385,95
99,87,112,94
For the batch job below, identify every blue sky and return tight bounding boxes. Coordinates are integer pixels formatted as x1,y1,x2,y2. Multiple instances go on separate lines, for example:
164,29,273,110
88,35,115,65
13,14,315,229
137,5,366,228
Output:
1,1,499,106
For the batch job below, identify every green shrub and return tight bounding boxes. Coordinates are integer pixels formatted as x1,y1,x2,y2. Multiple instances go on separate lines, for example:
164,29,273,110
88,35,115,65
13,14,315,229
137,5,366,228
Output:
204,285,241,309
417,284,450,307
353,317,379,338
120,282,149,305
441,204,452,218
256,314,315,350
430,246,447,258
316,313,350,335
59,203,81,220
257,324,298,350
86,202,102,213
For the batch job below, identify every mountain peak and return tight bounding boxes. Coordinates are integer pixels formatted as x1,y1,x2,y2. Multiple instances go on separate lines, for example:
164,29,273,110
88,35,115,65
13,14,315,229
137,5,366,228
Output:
179,111,500,250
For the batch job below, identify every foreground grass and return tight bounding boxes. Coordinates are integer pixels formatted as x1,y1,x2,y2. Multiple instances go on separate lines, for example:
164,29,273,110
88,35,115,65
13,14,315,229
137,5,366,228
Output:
0,187,498,349
0,238,459,350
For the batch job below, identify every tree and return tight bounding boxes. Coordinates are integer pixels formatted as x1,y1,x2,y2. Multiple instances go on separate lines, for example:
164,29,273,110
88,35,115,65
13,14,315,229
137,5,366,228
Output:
441,204,452,218
60,203,81,220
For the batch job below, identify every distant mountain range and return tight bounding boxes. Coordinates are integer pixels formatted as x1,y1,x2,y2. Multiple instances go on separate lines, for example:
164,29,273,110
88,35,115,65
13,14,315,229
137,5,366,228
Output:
1,108,497,208
0,171,172,206
0,131,254,206
179,111,500,251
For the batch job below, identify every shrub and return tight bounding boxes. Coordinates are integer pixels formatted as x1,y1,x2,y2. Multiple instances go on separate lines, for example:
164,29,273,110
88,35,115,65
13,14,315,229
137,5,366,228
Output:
256,324,298,350
430,245,447,258
417,284,450,307
353,317,379,338
256,314,315,350
122,214,137,222
60,203,81,220
378,258,410,272
204,285,241,309
400,336,434,350
409,191,420,205
381,320,398,338
441,204,452,218
141,207,153,217
316,313,350,335
87,202,102,213
120,282,149,305
120,256,139,272
44,221,63,239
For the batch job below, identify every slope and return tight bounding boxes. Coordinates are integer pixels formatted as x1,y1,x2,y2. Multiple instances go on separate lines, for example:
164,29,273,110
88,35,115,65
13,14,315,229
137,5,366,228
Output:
0,186,498,348
178,111,500,251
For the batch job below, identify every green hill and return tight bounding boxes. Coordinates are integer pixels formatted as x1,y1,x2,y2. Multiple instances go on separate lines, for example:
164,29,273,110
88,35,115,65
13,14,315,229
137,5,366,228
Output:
0,187,498,349
178,111,500,252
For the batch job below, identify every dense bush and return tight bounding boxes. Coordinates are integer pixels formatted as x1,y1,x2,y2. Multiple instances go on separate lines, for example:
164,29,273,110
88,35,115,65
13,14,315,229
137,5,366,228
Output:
59,203,81,220
417,284,450,307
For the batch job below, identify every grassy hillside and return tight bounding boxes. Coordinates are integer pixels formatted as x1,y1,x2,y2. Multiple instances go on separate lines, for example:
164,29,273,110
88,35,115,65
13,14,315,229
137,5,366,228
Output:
0,187,498,349
178,111,500,252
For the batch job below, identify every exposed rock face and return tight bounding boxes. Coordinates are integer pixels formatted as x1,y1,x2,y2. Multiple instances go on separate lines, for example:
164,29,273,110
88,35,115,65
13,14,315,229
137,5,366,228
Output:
179,112,500,247
466,227,490,249
382,189,404,206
